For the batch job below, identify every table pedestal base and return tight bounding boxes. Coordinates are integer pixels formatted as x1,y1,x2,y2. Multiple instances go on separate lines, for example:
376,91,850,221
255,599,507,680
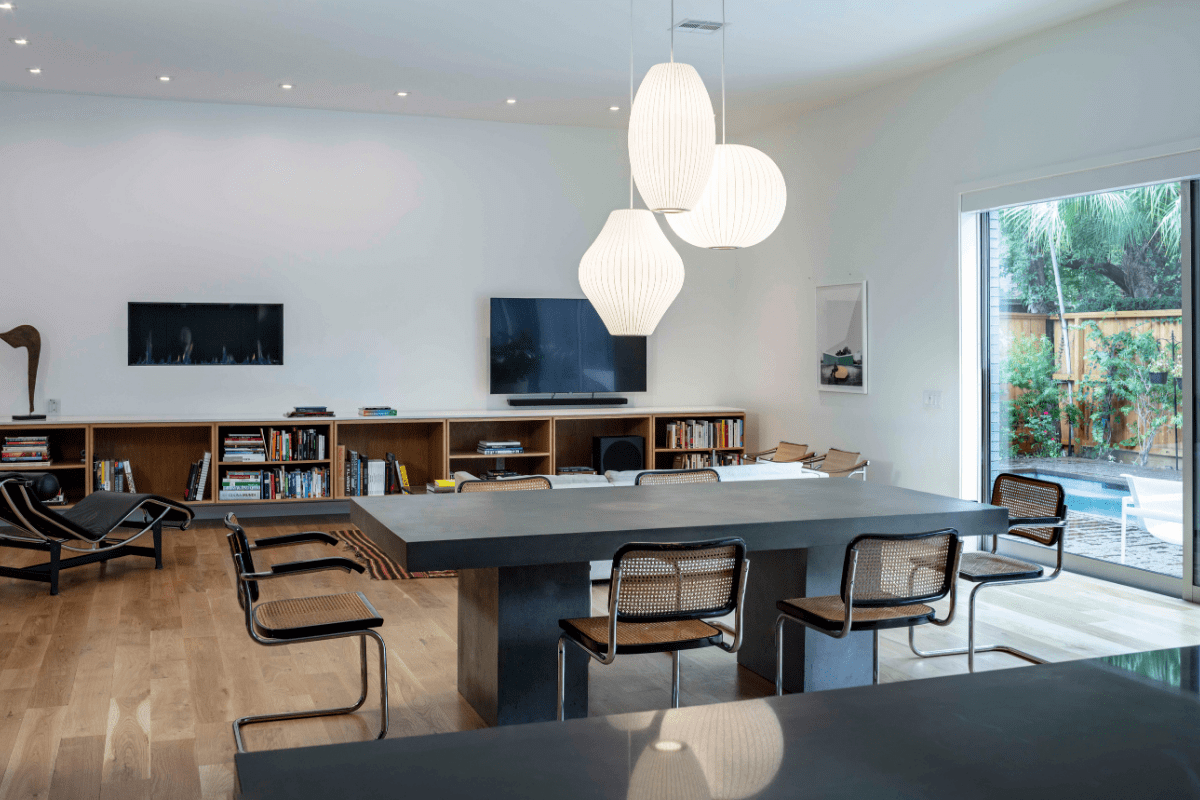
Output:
457,562,592,726
738,545,874,692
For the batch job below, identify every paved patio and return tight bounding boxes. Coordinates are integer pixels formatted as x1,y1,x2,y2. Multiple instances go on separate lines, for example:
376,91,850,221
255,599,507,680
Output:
996,457,1182,578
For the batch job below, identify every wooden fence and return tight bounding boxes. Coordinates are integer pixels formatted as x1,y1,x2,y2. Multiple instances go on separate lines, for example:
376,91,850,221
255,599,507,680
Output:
1000,310,1183,458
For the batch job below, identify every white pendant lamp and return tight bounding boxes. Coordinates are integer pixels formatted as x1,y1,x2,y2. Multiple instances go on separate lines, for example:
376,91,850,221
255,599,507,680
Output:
580,1,685,337
666,1,786,249
628,1,715,214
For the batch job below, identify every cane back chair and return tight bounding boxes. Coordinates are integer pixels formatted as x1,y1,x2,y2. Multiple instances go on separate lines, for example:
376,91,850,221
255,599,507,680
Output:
223,513,388,752
909,473,1066,672
458,475,552,492
557,538,749,719
775,529,962,693
635,468,719,486
0,471,193,594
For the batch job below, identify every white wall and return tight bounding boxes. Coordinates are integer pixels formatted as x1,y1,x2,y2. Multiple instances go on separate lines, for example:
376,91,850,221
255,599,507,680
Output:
0,93,740,417
721,0,1200,496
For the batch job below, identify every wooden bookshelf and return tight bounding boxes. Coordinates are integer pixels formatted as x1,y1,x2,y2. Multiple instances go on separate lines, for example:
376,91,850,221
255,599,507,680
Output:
651,413,746,470
0,408,744,508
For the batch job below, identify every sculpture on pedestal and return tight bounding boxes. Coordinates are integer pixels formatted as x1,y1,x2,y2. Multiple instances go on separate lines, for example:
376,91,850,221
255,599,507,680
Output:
1,325,45,421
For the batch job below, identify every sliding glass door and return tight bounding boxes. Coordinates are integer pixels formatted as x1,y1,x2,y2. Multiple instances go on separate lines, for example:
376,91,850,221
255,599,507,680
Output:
982,180,1190,592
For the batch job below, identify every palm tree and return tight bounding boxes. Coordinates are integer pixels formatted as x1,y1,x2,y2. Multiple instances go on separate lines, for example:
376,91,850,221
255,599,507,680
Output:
1000,183,1180,454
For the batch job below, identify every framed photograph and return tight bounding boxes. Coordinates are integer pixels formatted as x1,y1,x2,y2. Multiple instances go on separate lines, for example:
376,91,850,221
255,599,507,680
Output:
816,281,867,393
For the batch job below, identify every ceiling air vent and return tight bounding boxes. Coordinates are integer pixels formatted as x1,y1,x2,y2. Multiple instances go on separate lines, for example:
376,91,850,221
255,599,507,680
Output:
673,19,723,34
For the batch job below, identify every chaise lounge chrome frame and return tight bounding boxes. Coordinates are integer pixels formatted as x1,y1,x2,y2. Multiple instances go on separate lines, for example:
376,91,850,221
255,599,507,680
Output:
0,471,193,594
223,513,389,753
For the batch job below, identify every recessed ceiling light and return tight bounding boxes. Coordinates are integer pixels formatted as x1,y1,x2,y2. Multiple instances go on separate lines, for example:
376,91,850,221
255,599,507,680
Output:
0,3,15,10
158,75,171,82
506,98,516,104
26,67,40,74
11,38,28,45
279,83,293,90
395,91,408,97
609,106,620,111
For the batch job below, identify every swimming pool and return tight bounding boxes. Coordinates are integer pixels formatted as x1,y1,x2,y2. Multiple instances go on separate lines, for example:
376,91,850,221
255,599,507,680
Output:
1026,472,1128,518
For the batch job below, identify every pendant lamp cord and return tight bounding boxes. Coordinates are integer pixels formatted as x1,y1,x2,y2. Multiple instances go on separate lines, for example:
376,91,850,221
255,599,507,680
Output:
629,0,634,209
670,0,674,62
721,0,726,145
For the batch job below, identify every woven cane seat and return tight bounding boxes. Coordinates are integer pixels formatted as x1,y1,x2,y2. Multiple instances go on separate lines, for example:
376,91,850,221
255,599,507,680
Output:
777,595,936,632
253,591,384,640
560,615,723,655
958,551,1044,583
635,469,719,486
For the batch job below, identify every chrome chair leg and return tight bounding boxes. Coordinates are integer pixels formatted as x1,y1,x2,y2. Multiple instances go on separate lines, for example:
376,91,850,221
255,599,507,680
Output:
670,651,680,708
774,615,786,696
233,631,389,753
908,582,1048,673
873,629,880,685
556,636,567,721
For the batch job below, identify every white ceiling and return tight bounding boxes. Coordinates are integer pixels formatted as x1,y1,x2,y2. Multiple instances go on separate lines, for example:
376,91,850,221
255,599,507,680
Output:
0,0,1131,133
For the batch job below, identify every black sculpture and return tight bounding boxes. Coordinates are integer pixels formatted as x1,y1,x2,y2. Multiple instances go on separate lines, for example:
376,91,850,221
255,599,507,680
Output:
1,325,45,420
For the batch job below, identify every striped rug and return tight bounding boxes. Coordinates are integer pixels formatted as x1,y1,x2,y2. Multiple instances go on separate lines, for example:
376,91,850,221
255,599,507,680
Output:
332,529,457,580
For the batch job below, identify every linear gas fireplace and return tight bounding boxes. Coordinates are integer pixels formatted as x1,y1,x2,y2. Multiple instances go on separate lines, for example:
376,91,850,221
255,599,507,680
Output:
128,302,284,366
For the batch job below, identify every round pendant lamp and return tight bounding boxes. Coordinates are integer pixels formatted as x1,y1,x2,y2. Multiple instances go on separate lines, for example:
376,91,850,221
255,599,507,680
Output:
579,209,684,336
665,143,786,249
665,0,786,249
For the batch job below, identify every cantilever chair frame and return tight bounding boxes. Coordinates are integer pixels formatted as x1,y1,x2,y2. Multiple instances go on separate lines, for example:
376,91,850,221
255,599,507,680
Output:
557,538,750,720
775,530,962,693
224,514,389,752
0,472,193,594
909,474,1067,673
747,442,816,464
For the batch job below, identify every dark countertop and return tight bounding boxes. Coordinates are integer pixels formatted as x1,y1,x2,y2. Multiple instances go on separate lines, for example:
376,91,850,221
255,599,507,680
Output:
351,478,1007,571
237,647,1200,800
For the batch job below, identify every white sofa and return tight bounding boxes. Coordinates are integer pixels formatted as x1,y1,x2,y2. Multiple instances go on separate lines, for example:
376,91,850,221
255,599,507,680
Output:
452,462,827,579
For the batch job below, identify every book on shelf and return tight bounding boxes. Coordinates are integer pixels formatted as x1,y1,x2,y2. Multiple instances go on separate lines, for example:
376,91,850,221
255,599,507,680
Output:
123,459,137,493
478,440,521,448
668,451,748,469
3,434,50,464
662,418,743,451
384,452,410,495
264,428,326,461
222,432,266,462
220,465,332,501
359,407,397,417
94,458,139,493
367,459,386,496
426,479,456,494
477,446,524,455
483,469,519,480
287,406,334,418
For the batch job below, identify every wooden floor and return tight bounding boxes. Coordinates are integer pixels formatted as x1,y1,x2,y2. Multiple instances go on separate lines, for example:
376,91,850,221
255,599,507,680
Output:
3,515,1200,799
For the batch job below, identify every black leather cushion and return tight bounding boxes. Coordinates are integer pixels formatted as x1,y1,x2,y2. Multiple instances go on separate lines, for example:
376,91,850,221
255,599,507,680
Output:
60,492,193,540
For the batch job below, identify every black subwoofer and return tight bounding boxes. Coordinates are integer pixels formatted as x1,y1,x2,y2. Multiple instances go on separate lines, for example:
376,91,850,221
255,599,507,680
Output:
593,435,645,473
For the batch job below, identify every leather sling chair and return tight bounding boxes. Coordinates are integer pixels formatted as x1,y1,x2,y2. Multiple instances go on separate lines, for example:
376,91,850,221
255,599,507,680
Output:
0,471,193,594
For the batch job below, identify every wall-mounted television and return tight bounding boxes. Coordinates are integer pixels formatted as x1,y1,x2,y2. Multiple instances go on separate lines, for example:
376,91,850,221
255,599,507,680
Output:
128,302,284,365
489,298,646,395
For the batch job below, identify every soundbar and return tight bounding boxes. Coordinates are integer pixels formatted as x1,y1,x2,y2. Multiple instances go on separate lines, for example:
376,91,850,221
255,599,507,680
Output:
507,397,629,407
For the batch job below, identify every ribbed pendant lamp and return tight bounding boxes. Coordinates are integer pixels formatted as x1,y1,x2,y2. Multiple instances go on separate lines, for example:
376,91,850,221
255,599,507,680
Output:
579,0,685,337
666,1,786,249
628,1,715,214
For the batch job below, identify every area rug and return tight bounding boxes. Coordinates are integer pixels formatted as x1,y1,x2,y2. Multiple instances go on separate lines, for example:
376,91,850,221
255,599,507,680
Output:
332,529,457,580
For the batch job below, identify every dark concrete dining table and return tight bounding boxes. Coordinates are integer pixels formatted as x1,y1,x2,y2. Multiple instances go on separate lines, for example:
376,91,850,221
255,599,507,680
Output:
236,647,1200,799
350,478,1006,726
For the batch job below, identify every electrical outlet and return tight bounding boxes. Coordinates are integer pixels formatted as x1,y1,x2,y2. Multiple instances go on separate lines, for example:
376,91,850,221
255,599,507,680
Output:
922,390,942,409
47,398,60,415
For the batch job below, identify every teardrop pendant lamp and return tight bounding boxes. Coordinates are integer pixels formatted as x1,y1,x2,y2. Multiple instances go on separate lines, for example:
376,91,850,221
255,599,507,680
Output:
666,1,786,249
580,0,685,336
628,1,715,214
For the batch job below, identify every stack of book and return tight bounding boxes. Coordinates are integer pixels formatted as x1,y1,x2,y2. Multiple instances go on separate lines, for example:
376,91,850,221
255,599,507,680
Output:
426,479,456,494
663,419,743,450
220,466,331,501
286,406,334,418
483,469,519,480
184,452,211,501
477,440,523,455
268,428,325,461
2,435,50,467
358,406,397,417
223,432,266,462
95,458,137,492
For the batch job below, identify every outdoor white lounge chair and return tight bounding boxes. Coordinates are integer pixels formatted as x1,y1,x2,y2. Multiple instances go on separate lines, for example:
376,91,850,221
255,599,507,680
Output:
1121,473,1183,561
